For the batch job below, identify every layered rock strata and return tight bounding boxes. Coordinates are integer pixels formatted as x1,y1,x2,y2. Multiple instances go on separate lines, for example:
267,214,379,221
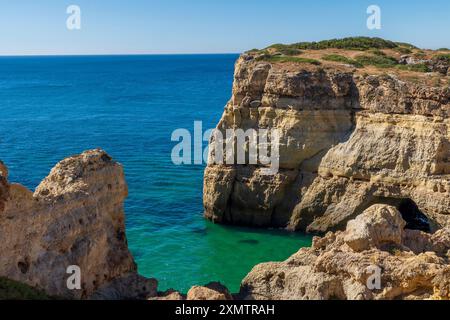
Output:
203,54,450,232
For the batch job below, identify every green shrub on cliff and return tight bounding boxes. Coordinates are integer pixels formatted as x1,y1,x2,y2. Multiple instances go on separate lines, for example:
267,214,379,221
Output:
414,51,426,59
322,54,363,67
289,37,398,51
0,277,50,300
436,53,450,61
256,38,440,73
355,54,398,68
353,53,428,72
394,42,418,49
262,38,422,55
267,44,303,56
394,47,413,54
396,63,429,73
258,55,321,65
369,49,387,56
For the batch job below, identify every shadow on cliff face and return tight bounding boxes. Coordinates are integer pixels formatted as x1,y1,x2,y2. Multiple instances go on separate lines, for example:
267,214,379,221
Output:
205,61,448,234
204,66,364,229
265,73,362,229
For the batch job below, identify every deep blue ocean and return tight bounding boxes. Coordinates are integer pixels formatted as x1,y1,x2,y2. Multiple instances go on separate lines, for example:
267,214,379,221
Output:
0,55,311,292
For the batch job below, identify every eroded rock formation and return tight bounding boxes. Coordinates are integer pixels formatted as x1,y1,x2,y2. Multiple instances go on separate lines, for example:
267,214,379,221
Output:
0,149,157,299
240,204,450,300
203,54,450,232
204,53,449,300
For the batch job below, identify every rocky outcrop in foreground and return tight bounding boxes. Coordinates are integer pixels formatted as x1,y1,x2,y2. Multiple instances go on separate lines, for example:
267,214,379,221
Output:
0,150,236,300
0,150,156,299
241,204,449,300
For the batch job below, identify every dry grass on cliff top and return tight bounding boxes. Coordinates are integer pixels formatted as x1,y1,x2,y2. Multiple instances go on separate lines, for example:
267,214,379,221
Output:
250,37,449,87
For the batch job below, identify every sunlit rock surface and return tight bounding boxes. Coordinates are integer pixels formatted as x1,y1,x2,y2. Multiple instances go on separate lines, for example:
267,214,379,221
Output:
0,149,157,299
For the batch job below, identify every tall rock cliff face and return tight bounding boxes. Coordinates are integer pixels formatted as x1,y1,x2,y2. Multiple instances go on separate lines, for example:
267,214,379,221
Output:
203,54,450,233
0,150,157,299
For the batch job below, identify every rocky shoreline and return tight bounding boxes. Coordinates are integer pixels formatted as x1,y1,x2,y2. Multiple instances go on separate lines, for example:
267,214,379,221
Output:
1,39,449,300
0,149,448,300
241,205,449,300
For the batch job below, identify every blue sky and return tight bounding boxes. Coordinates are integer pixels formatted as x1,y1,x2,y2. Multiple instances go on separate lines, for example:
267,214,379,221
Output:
1,0,449,55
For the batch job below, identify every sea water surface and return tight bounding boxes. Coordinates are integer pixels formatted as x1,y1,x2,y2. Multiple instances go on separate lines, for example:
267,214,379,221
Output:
0,55,312,293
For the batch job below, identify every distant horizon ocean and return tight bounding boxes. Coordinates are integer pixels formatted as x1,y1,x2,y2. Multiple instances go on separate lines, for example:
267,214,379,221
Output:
0,54,311,292
0,52,241,57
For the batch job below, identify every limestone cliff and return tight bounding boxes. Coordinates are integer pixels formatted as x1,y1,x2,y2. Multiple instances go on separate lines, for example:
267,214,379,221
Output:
0,149,157,299
203,52,450,233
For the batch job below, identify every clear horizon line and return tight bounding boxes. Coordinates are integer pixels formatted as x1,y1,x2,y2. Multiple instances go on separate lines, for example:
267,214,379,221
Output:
0,52,242,58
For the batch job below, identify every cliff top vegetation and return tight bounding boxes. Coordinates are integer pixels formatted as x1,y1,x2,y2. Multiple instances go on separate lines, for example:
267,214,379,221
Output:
248,37,449,87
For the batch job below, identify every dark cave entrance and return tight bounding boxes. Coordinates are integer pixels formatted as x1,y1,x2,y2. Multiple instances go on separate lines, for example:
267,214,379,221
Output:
371,197,431,232
397,198,430,232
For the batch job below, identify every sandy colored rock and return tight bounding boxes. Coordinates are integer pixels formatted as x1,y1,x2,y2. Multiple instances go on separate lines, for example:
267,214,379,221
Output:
344,204,406,251
187,282,233,300
0,160,8,179
402,228,450,257
0,149,157,299
204,53,450,232
241,204,449,300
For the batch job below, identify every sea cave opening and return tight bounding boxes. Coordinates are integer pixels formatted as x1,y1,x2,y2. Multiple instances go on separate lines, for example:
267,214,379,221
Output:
397,198,430,232
371,197,431,232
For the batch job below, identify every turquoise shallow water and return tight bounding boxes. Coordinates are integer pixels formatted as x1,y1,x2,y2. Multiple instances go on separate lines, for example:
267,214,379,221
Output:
0,54,312,293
